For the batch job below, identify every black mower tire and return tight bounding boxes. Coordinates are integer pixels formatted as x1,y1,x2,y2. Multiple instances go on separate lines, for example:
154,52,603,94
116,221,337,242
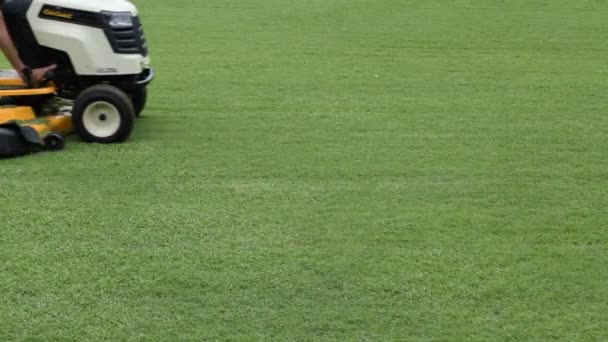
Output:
72,85,135,143
43,133,65,151
131,87,147,117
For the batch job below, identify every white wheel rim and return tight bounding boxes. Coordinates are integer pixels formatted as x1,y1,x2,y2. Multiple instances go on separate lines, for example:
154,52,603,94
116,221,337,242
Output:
82,101,121,138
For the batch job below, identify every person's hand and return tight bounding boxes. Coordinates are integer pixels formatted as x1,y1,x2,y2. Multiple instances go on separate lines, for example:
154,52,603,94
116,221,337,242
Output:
20,64,57,87
30,64,57,86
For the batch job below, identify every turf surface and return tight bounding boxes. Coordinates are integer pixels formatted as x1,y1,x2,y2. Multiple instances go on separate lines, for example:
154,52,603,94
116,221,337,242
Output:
1,0,608,339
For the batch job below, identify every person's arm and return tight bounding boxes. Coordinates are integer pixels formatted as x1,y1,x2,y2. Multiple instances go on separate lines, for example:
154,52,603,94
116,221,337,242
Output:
0,11,55,85
0,11,25,72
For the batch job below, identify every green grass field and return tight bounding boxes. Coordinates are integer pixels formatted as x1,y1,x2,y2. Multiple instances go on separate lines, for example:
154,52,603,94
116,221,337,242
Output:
1,0,608,339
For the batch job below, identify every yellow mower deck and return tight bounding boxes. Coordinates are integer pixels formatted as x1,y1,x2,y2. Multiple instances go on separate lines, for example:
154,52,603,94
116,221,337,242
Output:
0,70,74,157
0,70,72,137
0,106,72,137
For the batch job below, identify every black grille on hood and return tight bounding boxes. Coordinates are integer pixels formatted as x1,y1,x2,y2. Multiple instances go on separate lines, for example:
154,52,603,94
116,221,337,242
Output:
104,16,148,55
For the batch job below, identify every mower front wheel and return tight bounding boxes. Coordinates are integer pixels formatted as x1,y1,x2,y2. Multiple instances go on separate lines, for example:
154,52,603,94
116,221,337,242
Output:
72,85,135,143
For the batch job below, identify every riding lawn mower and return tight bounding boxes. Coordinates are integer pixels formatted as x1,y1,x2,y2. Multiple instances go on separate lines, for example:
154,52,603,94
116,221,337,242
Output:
0,0,153,157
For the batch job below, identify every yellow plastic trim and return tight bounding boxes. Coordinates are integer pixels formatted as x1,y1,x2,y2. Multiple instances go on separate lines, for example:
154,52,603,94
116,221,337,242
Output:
0,85,56,96
0,106,36,123
0,77,26,86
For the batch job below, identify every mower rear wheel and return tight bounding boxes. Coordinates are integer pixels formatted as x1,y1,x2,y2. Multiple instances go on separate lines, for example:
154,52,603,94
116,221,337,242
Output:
131,87,147,117
72,85,135,143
